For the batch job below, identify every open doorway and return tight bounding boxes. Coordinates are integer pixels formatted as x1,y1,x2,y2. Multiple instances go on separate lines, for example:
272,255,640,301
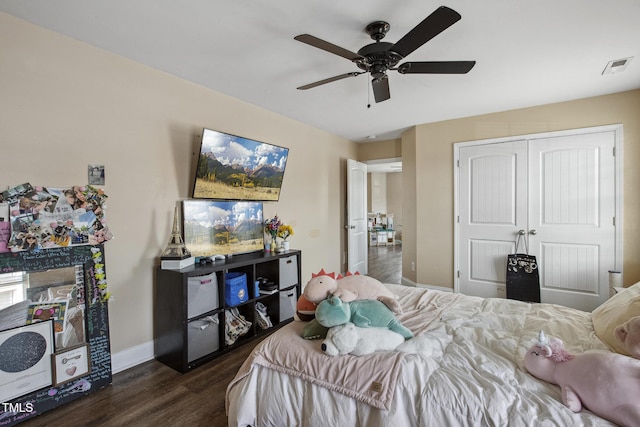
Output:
365,159,402,284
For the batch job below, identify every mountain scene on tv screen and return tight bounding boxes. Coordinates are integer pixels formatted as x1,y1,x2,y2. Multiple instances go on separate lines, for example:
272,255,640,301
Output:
182,201,263,257
194,148,284,200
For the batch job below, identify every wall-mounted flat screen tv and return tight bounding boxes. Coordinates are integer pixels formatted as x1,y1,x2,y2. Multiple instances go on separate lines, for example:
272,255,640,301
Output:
182,200,264,257
193,128,289,201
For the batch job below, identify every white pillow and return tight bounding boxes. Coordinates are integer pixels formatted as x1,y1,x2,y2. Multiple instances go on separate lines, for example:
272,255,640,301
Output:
592,281,640,356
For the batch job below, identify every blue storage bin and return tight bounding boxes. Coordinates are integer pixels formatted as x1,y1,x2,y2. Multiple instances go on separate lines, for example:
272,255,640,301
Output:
225,272,248,306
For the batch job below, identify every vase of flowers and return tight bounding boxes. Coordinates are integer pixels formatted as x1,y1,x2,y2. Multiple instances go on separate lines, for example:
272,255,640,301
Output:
277,224,294,251
264,215,282,252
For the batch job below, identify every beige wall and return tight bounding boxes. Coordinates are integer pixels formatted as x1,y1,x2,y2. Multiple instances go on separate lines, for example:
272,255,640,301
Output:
403,89,640,289
0,13,358,354
402,128,418,282
386,172,402,235
368,172,386,213
357,138,401,161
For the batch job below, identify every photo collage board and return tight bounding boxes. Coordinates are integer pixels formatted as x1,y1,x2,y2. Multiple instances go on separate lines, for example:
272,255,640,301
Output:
0,183,113,253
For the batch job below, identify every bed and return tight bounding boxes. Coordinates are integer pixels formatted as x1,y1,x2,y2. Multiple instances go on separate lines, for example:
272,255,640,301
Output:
226,282,640,426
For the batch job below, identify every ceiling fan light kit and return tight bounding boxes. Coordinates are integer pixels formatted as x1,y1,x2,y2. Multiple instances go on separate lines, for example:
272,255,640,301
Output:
294,6,476,103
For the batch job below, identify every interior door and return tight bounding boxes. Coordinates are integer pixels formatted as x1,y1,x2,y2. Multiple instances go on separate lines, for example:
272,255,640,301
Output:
529,131,616,310
458,129,617,311
458,140,528,298
347,159,368,274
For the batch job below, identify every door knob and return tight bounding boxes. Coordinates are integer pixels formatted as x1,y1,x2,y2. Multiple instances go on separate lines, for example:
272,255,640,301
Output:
518,229,526,235
529,229,537,235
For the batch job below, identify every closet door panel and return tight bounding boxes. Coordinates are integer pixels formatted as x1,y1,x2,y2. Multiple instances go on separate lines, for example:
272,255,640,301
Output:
458,140,527,298
529,131,615,310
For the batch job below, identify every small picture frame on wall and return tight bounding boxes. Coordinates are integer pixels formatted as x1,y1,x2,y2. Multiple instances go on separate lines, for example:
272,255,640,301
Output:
88,164,105,185
51,344,91,386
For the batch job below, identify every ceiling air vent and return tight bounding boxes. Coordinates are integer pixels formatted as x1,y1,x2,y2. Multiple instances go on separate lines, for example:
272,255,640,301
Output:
602,57,633,75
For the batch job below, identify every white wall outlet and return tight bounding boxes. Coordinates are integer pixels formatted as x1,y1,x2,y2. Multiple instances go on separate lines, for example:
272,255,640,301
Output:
411,261,415,271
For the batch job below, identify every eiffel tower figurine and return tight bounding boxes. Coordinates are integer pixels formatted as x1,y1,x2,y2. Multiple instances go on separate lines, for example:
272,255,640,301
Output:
161,206,192,260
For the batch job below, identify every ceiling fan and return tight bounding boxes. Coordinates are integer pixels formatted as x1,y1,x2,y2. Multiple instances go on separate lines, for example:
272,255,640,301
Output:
294,6,476,103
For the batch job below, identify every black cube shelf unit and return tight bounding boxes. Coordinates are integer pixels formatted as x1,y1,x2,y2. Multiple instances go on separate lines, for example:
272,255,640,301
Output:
154,250,301,373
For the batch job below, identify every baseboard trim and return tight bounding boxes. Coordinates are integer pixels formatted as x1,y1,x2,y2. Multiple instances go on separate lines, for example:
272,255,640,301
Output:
111,340,155,374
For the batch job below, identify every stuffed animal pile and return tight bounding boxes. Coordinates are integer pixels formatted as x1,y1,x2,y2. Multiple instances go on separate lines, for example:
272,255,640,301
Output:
524,331,640,427
298,269,412,356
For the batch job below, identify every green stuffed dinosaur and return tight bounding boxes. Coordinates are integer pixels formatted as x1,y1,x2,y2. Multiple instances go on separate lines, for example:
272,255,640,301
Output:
315,295,413,339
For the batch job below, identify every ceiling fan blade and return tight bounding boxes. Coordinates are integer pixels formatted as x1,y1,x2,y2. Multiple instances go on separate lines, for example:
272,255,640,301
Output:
372,76,390,103
397,61,476,74
294,34,364,62
390,6,462,59
297,72,363,90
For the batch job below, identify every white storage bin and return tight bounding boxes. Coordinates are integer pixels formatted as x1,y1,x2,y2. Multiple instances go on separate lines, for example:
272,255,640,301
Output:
279,256,298,290
187,314,220,362
279,287,297,322
187,272,219,319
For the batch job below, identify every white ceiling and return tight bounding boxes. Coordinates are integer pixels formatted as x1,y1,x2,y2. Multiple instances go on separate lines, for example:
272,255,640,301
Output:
1,1,639,143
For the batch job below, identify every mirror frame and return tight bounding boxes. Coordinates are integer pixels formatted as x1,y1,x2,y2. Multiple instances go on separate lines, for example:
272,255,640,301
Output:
0,244,112,424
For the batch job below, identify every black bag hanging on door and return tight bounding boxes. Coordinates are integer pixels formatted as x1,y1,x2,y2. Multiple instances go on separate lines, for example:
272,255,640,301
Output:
506,232,540,303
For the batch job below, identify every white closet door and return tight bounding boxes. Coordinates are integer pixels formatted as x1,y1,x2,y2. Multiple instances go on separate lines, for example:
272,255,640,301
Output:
529,131,615,310
458,141,527,298
457,128,617,311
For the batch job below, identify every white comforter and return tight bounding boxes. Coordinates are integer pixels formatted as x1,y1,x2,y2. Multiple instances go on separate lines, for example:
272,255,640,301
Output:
226,284,615,426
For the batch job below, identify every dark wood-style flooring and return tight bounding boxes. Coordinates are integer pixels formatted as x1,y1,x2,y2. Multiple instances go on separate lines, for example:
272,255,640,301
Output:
367,243,402,284
21,245,401,427
21,339,260,427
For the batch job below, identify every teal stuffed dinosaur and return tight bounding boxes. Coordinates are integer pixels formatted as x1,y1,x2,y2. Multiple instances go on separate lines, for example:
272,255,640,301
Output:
315,295,413,339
